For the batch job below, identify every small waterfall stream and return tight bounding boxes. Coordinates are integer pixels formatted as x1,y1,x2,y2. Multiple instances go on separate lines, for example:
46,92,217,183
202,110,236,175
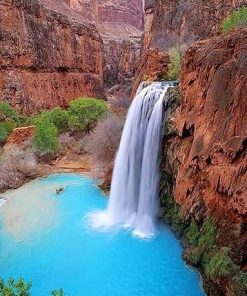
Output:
91,82,175,237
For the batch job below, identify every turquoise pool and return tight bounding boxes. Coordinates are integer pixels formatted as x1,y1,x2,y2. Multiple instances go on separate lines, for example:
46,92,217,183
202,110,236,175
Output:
0,174,205,295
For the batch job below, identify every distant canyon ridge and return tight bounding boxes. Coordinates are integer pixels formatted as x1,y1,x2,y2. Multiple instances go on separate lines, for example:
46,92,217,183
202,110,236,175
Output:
1,0,246,113
0,0,143,114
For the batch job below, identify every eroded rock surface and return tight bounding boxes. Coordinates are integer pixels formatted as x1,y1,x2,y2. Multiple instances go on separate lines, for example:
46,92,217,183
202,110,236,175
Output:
132,0,247,93
0,0,105,114
131,49,169,98
0,0,144,113
163,29,247,275
144,0,247,50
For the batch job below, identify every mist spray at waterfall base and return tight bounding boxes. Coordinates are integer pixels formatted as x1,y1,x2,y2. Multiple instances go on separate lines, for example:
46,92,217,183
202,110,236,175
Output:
89,82,175,238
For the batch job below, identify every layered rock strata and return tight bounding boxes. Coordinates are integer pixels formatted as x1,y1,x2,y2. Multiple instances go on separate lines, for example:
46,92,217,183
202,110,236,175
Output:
0,0,105,114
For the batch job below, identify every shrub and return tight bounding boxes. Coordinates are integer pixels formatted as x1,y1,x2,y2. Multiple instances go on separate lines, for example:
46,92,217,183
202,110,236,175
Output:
186,219,200,246
3,148,37,177
59,132,75,150
231,272,247,295
0,123,8,145
51,289,65,296
0,147,37,191
198,217,217,251
0,278,65,296
45,108,69,134
68,98,107,132
184,218,218,268
222,6,247,33
33,118,59,156
204,247,237,279
0,102,21,124
0,278,32,296
0,120,16,146
85,114,125,168
166,47,182,81
160,192,185,235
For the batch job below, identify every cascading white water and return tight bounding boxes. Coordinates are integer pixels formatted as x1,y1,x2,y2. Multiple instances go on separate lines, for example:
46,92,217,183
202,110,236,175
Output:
90,82,174,237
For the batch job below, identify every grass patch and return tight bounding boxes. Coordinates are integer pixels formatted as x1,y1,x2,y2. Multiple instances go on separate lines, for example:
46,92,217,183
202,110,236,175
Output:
222,6,247,33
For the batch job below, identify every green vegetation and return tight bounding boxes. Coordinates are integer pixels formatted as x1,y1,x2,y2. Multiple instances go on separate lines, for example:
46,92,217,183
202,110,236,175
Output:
30,97,107,156
231,272,247,296
161,192,185,235
166,47,182,81
0,102,21,125
160,191,247,293
68,98,107,132
185,219,200,246
33,118,59,156
49,108,69,134
222,6,247,33
0,122,9,145
0,278,65,296
0,278,31,296
50,289,65,296
204,247,237,279
0,102,22,145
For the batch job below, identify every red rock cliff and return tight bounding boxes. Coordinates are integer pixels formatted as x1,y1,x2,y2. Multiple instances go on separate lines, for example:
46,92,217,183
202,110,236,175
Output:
143,0,247,50
131,0,247,98
66,0,144,89
0,0,105,114
163,29,247,291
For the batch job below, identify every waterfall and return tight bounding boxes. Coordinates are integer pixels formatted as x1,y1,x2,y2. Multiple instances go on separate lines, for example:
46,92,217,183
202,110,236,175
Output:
90,82,175,238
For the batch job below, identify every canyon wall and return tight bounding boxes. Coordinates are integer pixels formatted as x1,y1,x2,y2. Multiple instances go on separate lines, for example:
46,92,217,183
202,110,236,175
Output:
0,0,105,114
136,1,247,294
66,0,144,90
162,27,247,294
143,0,247,50
0,0,144,114
132,0,247,96
66,0,144,30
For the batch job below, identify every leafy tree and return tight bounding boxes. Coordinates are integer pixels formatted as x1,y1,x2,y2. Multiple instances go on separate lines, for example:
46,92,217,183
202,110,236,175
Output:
68,98,107,132
222,6,247,33
49,108,69,134
33,118,59,156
